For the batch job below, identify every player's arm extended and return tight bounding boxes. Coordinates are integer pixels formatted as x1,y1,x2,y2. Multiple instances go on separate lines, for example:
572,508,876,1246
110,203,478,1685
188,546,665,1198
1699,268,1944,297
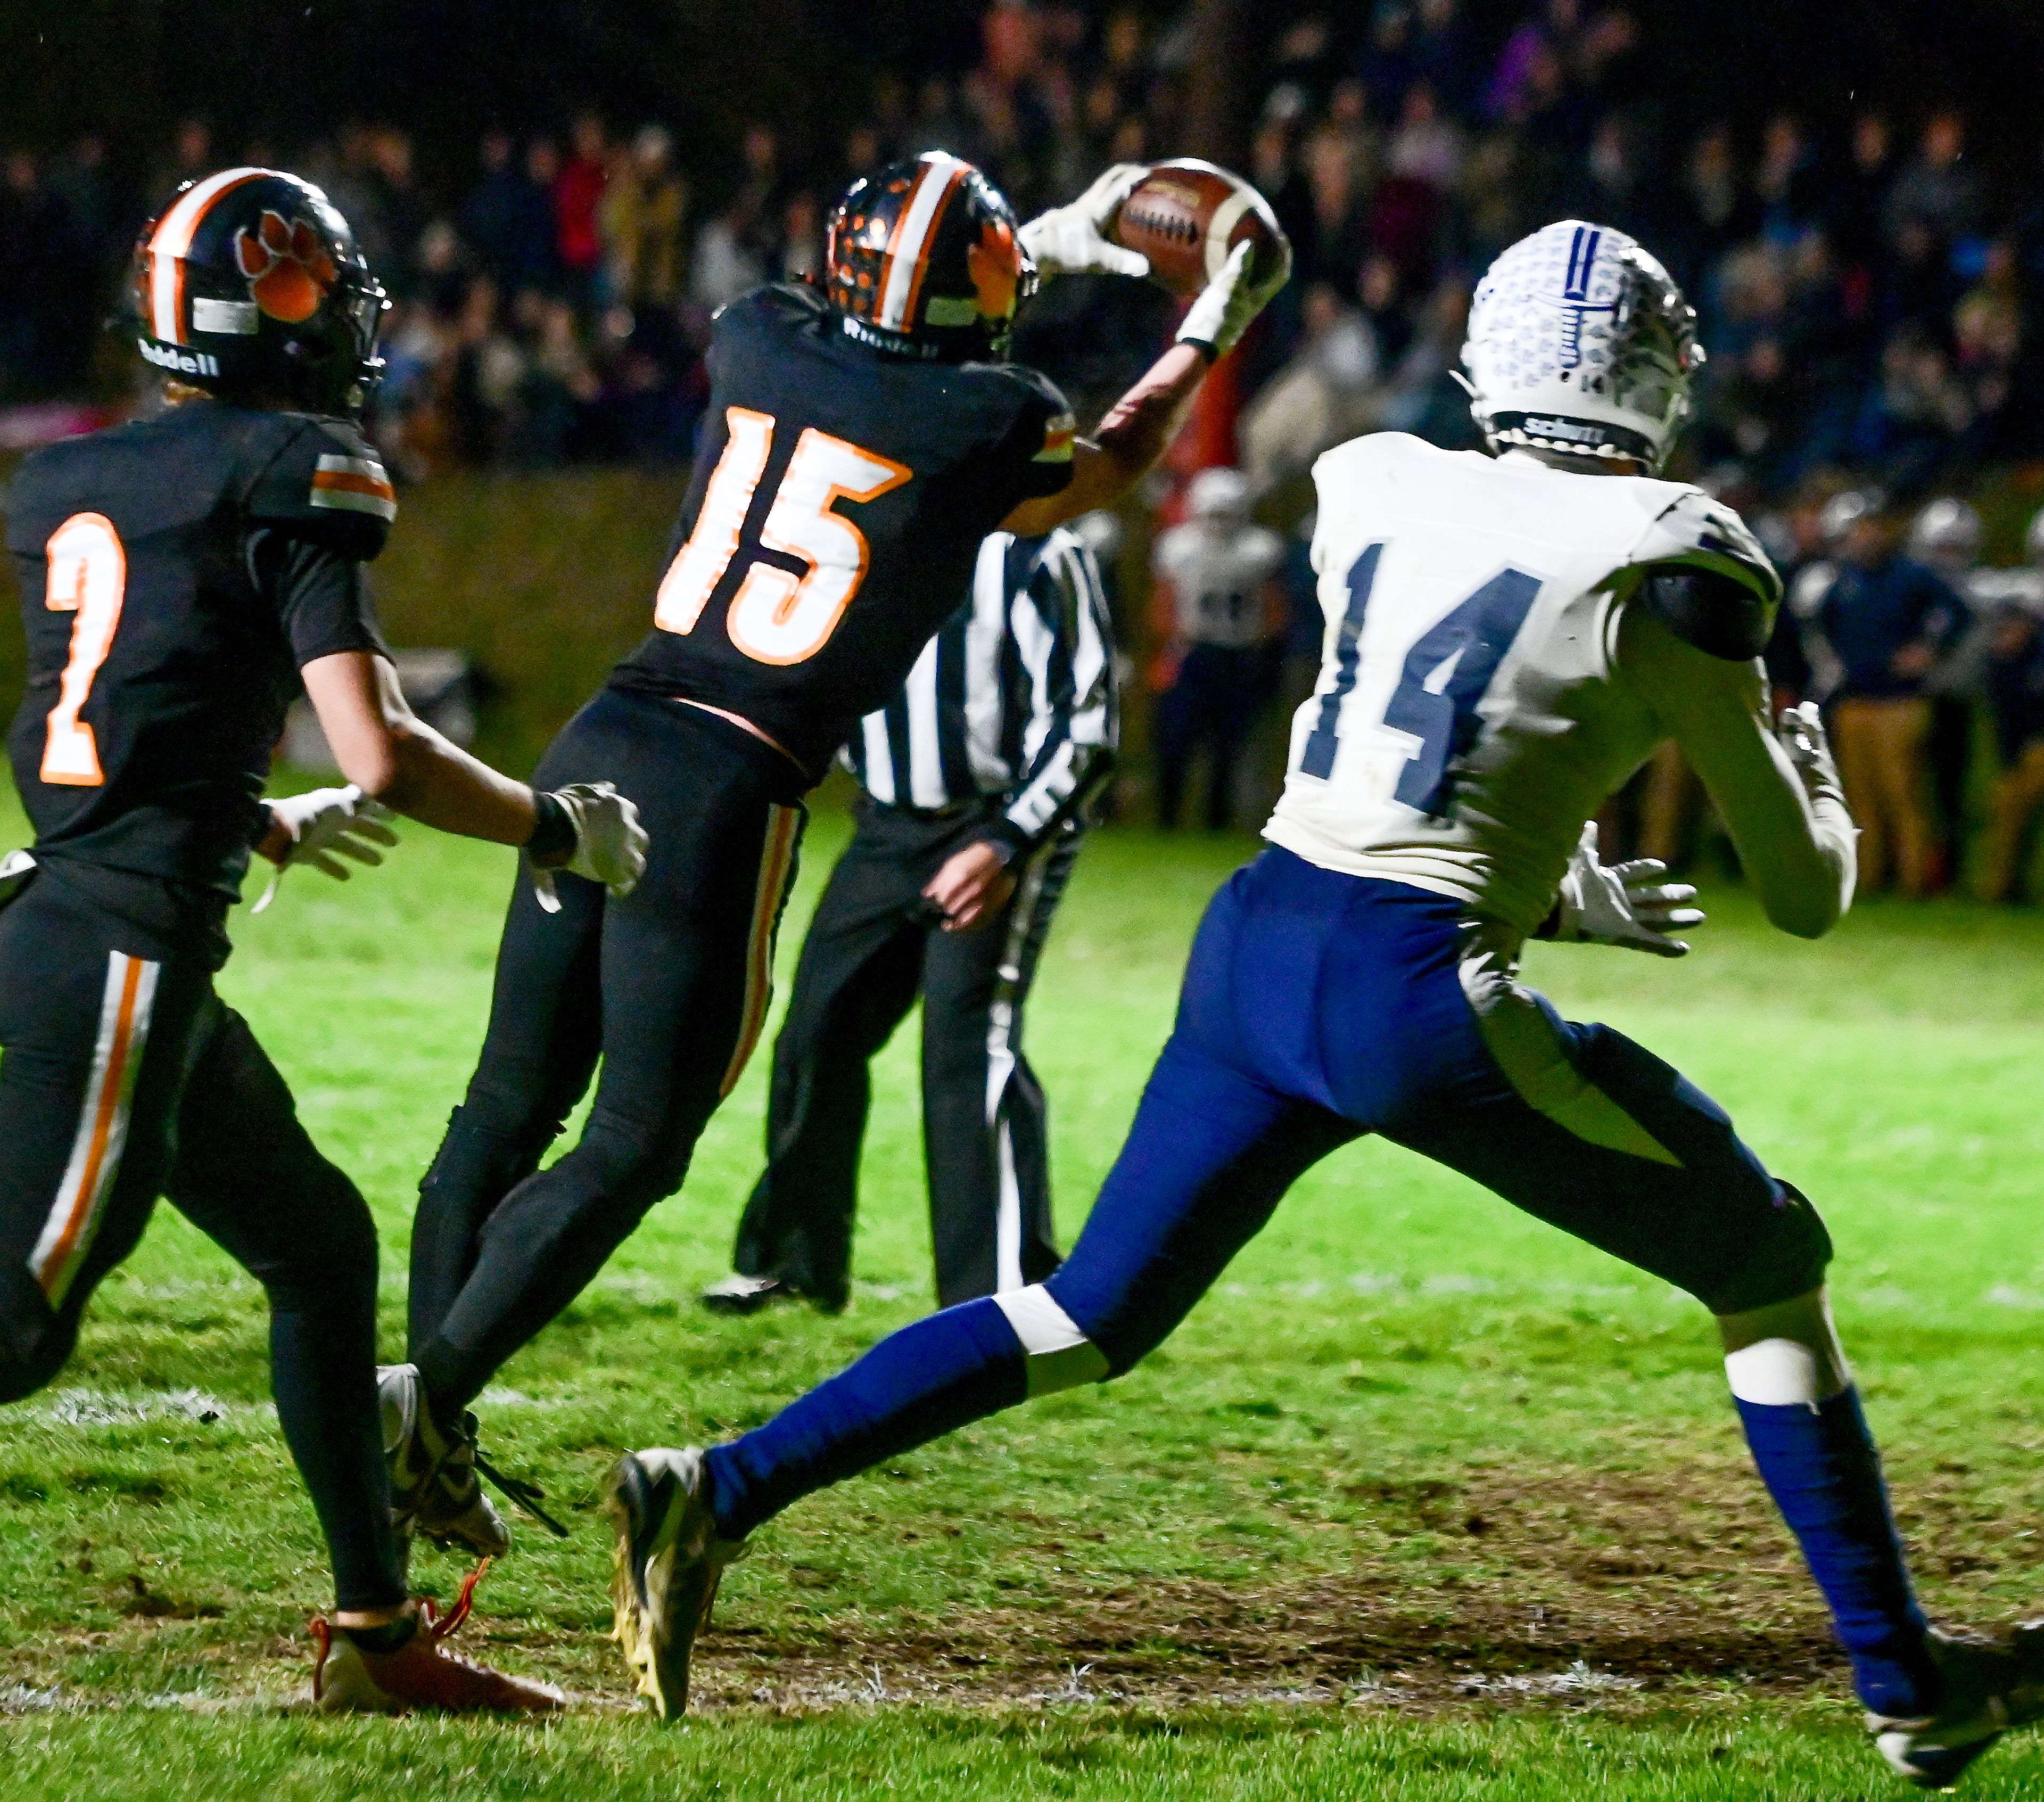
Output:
1618,604,1857,938
294,652,646,908
1003,234,1285,535
300,651,535,843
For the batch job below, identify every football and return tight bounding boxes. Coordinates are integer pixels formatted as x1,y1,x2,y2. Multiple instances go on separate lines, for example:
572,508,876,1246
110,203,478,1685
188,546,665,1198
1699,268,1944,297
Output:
1109,159,1289,298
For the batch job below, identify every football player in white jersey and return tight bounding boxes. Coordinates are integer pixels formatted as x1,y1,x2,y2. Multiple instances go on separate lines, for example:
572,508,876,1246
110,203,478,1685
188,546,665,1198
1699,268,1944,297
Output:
596,221,2044,1785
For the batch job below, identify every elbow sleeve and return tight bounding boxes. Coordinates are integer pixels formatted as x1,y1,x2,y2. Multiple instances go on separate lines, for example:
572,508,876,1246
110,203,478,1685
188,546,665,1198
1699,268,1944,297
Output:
1638,568,1775,662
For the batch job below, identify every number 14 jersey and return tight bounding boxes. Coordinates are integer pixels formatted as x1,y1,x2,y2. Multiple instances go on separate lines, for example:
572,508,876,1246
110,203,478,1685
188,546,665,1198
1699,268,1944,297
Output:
1265,434,1779,933
610,283,1074,779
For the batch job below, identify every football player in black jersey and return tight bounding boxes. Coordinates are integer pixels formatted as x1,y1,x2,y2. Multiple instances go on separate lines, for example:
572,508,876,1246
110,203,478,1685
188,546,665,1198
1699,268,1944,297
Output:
394,154,1286,1641
2,168,647,1713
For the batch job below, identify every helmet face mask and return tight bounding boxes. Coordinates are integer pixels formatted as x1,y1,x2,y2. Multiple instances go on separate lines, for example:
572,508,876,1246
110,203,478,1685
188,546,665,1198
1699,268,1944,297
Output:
1462,220,1700,474
133,168,388,418
827,153,1035,363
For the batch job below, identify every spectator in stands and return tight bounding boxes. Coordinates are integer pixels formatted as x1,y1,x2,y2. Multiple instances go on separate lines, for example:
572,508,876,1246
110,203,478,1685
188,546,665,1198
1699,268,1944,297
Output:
1239,281,1380,495
1884,111,1982,251
1908,498,1990,889
466,135,561,301
1150,470,1287,831
601,125,688,312
147,117,212,212
1980,594,2044,903
446,278,526,466
554,113,609,314
1851,322,1973,493
1816,503,1964,896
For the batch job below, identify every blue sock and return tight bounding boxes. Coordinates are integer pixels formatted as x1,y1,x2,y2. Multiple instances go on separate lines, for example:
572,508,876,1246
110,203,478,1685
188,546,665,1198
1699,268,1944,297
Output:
704,1297,1027,1541
1735,1386,1936,1716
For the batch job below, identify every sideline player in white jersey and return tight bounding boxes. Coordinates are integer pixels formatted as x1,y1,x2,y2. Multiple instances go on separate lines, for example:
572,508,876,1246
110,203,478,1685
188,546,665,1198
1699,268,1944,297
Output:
597,221,2044,1785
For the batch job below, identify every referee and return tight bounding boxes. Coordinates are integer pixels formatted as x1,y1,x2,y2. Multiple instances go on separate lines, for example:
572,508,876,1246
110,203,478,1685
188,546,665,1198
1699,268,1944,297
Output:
703,524,1116,1312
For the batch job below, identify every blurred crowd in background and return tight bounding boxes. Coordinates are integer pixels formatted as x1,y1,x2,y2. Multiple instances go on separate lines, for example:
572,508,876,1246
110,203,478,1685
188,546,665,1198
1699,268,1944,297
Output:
9,0,2044,894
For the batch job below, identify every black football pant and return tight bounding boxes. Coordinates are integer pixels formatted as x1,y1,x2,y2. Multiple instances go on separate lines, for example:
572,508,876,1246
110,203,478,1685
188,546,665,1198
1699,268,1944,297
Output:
731,800,1076,1309
0,867,405,1612
407,692,806,1416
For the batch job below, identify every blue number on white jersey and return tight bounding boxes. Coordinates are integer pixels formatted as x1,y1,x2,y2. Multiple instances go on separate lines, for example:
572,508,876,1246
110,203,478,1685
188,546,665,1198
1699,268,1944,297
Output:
1293,540,1542,819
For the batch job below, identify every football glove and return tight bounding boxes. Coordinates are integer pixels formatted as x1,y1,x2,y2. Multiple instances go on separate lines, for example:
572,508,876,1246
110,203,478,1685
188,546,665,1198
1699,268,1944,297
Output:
1776,702,1848,813
530,781,648,914
1550,820,1704,958
1177,234,1293,360
1018,164,1152,281
252,785,400,914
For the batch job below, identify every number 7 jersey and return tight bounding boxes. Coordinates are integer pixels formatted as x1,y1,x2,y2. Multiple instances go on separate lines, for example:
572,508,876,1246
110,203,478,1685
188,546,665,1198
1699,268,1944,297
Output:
609,282,1075,778
1265,433,1779,932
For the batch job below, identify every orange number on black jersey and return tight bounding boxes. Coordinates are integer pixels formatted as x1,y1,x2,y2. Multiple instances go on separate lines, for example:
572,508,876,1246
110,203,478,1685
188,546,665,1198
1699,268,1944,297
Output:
653,408,911,665
40,513,128,787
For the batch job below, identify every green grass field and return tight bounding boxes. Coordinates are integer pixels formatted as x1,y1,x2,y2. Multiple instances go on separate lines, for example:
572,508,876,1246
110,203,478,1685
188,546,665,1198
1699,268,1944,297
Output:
3,780,2044,1799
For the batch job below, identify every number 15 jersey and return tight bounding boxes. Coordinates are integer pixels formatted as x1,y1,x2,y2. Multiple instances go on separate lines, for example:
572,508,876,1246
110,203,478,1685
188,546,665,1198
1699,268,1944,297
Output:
610,283,1075,779
1265,434,1779,933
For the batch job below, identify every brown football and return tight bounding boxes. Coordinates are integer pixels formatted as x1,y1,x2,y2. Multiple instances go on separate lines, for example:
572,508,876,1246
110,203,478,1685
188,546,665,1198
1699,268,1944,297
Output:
1109,159,1289,299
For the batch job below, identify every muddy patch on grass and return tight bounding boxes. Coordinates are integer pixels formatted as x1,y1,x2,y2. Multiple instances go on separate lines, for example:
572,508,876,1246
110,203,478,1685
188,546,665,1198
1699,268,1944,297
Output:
688,1458,2038,1714
6,1458,2039,1718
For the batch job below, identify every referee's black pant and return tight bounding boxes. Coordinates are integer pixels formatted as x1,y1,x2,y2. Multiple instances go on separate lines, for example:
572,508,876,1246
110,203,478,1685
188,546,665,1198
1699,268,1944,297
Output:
731,797,1078,1310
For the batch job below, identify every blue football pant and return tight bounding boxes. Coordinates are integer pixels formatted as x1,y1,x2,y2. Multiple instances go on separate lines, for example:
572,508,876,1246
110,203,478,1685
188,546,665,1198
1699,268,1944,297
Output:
707,848,1830,1534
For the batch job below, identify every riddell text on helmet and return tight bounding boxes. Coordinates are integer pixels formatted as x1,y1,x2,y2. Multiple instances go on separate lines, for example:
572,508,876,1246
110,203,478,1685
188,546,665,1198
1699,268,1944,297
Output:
139,341,222,378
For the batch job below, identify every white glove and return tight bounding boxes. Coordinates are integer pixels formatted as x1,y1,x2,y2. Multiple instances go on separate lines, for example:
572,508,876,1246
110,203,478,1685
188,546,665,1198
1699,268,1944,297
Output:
252,785,399,914
1550,821,1704,958
530,781,649,914
1177,234,1293,359
1018,163,1152,281
1776,702,1847,811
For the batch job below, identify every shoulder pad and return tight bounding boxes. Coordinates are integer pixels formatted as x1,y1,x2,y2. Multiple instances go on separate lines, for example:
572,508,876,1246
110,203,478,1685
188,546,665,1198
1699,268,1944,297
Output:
1628,489,1782,609
241,415,395,561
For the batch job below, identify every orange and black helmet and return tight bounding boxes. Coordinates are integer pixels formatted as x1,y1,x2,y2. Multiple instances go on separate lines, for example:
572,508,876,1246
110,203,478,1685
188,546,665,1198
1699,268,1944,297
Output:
131,167,388,418
826,152,1035,363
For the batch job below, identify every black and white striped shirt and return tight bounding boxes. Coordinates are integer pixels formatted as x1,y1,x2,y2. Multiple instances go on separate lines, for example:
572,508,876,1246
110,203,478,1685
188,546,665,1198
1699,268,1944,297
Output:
840,526,1117,852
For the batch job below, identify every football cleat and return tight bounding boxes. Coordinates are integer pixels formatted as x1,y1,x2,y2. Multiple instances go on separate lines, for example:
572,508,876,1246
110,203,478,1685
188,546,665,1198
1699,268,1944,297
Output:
606,1447,745,1719
1869,1624,2044,1788
380,1362,512,1561
699,1272,802,1315
309,1560,563,1714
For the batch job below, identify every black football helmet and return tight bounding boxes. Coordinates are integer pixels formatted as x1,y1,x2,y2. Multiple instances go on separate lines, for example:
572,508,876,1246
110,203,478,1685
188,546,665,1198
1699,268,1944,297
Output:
132,168,388,418
826,152,1035,362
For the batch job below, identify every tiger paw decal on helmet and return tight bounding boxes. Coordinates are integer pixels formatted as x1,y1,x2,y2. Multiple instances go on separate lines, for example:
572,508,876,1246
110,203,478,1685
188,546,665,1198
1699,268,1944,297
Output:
235,210,337,324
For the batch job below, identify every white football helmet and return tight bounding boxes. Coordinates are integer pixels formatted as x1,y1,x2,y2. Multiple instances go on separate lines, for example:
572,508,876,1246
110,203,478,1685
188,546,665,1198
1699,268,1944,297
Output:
1907,497,1982,575
1820,488,1881,547
1462,220,1701,473
1186,465,1251,524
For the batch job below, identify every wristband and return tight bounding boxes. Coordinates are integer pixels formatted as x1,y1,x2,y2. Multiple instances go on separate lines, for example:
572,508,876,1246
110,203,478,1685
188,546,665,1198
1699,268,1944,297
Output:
526,790,577,867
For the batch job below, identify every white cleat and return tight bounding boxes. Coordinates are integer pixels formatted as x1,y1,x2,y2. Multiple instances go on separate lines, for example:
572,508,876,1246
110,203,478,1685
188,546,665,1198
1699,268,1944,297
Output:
379,1363,511,1562
605,1446,744,1719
